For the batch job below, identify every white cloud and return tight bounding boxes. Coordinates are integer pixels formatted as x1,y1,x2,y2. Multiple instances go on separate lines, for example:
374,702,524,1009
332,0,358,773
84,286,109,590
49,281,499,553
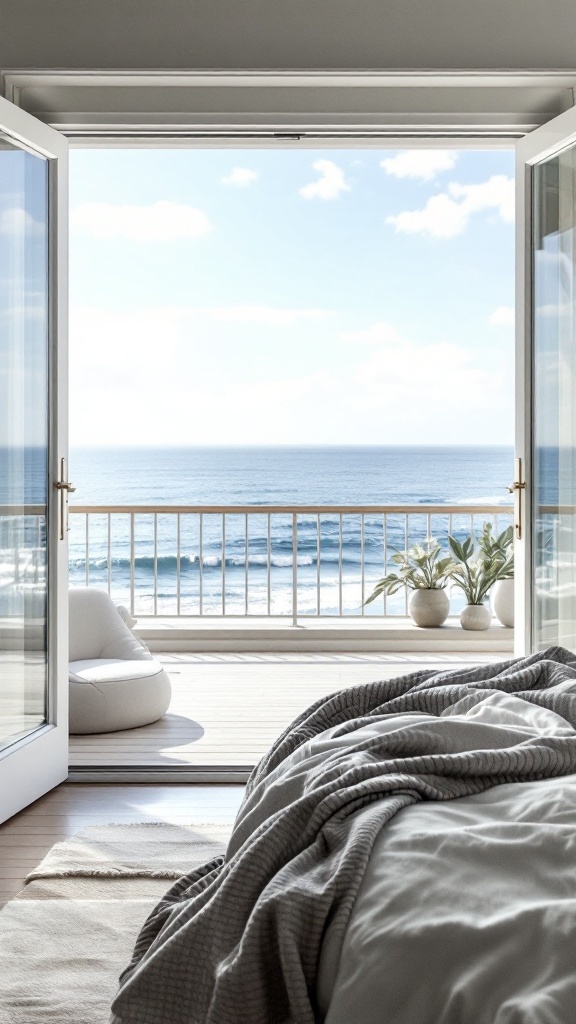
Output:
71,201,212,241
69,307,512,446
449,176,514,223
69,305,341,445
339,320,512,443
350,339,509,424
537,302,573,317
70,302,330,346
340,321,403,345
221,167,259,187
68,304,333,395
386,175,514,238
386,193,468,239
0,207,43,236
489,306,515,326
68,305,510,446
380,151,458,181
0,288,46,322
299,160,350,201
0,303,45,321
69,306,181,382
207,305,332,325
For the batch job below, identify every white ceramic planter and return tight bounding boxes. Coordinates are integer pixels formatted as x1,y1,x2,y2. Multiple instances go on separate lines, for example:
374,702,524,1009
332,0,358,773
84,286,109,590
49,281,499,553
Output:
460,603,492,631
409,588,450,627
491,578,514,628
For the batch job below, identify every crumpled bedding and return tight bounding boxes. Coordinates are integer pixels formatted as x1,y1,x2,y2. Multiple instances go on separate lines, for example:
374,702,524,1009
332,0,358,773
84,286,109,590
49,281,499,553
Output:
319,772,576,1024
110,647,576,1024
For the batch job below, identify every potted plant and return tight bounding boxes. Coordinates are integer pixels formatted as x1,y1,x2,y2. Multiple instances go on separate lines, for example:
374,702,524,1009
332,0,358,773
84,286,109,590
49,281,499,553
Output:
481,523,514,627
364,539,454,627
448,523,514,630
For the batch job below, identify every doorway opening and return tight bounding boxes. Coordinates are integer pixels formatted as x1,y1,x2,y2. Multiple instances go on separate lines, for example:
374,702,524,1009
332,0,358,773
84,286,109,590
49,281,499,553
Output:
66,144,515,775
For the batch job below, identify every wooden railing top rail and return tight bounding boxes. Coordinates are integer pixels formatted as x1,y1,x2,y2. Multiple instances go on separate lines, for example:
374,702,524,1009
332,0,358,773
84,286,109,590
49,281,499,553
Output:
69,503,513,516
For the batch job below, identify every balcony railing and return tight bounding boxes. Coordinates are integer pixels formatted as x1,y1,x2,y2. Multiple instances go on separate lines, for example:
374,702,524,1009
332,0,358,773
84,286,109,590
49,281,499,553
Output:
69,503,513,624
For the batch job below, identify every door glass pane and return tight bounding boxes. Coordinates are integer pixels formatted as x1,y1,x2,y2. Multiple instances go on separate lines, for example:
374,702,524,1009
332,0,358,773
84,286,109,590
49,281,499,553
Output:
0,133,49,749
533,146,576,649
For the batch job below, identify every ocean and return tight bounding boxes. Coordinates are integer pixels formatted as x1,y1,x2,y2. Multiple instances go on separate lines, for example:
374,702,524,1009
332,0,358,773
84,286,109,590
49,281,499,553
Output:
69,446,514,508
67,445,514,617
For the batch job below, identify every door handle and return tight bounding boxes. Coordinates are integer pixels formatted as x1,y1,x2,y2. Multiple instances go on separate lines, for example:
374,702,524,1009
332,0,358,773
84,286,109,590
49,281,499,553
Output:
507,457,526,540
55,458,76,540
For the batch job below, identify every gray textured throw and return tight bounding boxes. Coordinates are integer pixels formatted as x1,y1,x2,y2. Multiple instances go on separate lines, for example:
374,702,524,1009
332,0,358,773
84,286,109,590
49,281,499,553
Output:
111,648,576,1024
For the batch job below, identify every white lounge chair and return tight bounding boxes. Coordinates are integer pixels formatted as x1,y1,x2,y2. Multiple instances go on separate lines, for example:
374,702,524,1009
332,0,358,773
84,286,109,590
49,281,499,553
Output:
69,588,171,734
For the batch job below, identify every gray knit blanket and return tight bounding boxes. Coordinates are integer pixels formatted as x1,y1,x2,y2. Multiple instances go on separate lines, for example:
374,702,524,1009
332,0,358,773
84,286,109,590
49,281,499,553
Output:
111,647,576,1024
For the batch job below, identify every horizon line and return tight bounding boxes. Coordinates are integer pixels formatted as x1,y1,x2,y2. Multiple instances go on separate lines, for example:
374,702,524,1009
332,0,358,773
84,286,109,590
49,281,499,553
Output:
68,441,515,450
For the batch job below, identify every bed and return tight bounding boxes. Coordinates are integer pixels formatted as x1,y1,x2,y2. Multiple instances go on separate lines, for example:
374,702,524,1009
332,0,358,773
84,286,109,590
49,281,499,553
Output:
110,647,576,1024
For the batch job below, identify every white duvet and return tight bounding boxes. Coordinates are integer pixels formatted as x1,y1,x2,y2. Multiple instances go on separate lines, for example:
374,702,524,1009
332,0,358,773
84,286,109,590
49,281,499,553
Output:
319,762,576,1023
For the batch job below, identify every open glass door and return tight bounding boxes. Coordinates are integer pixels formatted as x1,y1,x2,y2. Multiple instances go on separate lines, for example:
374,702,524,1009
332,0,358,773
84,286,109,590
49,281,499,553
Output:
517,106,576,655
0,96,68,821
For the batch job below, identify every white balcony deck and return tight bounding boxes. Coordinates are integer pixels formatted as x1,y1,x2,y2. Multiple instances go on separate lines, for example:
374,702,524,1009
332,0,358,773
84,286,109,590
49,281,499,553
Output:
136,615,514,653
68,647,513,779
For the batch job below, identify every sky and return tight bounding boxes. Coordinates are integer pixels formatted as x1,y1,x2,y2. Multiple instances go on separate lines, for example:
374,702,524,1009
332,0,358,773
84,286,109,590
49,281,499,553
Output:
1,146,48,449
68,146,515,446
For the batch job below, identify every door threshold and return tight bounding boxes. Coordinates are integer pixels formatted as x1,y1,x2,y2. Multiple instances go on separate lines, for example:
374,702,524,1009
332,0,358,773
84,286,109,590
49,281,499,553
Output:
67,765,252,784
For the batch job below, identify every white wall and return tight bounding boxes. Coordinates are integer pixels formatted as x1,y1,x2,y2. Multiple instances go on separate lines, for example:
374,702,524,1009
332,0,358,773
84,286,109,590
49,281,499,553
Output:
1,0,576,72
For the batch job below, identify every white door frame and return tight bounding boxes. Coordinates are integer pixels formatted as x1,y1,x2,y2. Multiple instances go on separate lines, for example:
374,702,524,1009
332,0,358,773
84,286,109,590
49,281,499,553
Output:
0,95,69,823
2,68,576,138
516,104,576,655
1,72,567,710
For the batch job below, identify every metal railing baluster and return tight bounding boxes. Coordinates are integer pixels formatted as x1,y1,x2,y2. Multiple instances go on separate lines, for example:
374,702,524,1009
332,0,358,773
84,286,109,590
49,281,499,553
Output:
338,513,343,616
130,514,135,616
222,513,226,616
85,514,90,586
361,513,365,615
107,513,111,595
316,514,321,617
245,513,249,616
292,513,298,626
404,513,408,615
267,514,271,616
383,512,387,617
199,513,203,617
176,512,181,616
153,513,158,617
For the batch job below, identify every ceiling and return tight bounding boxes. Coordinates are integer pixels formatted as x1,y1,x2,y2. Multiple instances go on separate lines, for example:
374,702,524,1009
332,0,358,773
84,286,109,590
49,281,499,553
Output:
1,0,576,72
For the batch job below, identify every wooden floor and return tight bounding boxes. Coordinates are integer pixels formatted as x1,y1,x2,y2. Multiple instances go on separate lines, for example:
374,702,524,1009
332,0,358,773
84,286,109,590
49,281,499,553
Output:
0,782,245,908
2,652,505,906
68,652,500,769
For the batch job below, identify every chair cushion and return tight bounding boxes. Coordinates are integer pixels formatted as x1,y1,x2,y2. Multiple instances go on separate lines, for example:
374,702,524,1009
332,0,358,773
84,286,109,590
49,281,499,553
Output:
69,659,172,735
69,659,165,685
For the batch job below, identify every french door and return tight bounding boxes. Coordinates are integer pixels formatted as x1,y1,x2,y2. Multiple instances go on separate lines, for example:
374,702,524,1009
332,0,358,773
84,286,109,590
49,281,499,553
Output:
517,106,576,656
0,96,68,822
0,87,574,817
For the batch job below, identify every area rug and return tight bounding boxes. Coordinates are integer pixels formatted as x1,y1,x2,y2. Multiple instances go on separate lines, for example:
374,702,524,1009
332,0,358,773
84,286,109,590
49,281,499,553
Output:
0,823,232,1024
